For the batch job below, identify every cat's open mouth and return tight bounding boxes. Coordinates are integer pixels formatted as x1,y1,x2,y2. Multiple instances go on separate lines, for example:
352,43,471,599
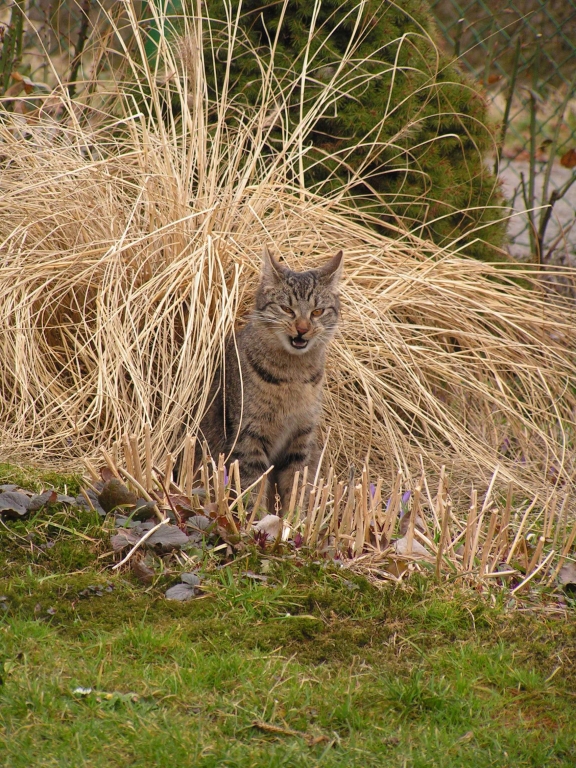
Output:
290,335,308,350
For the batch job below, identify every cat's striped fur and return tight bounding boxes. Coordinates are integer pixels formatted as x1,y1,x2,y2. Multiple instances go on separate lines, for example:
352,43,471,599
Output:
198,247,343,511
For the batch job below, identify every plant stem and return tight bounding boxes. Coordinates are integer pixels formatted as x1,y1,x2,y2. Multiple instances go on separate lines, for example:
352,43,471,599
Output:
526,40,541,264
0,0,25,96
68,0,92,99
494,35,521,176
453,17,464,59
537,76,576,262
537,174,576,262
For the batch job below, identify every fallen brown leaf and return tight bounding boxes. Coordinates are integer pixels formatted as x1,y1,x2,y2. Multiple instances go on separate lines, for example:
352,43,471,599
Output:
560,148,576,169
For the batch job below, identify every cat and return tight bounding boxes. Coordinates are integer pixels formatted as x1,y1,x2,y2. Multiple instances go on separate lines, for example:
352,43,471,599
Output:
197,246,343,512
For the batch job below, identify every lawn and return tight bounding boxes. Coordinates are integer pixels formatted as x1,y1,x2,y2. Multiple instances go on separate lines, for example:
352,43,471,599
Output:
1,465,575,768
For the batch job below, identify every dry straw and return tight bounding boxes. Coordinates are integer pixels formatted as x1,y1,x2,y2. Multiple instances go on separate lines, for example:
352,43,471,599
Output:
0,1,576,526
97,434,573,590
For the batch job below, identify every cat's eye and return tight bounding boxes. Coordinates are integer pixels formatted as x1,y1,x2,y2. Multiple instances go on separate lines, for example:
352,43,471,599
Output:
311,308,324,318
280,305,295,316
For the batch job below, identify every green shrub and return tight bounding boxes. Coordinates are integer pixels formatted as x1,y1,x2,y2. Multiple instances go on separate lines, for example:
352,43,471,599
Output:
200,0,505,260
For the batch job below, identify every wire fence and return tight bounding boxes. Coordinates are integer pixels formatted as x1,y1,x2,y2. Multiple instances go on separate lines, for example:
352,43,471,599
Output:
430,0,576,263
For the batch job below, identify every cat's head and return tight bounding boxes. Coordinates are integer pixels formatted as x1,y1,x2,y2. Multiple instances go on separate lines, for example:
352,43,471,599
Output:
253,247,343,355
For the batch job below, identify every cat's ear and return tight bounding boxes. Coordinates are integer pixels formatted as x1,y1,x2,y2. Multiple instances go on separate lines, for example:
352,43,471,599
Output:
261,246,286,281
317,250,343,283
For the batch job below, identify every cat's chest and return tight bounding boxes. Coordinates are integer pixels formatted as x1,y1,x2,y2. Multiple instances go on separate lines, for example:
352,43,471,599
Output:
237,343,323,439
245,376,320,441
251,379,318,419
261,396,315,458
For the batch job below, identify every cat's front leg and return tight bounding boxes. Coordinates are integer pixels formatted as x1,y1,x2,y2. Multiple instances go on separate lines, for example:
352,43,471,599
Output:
273,427,319,514
230,424,274,508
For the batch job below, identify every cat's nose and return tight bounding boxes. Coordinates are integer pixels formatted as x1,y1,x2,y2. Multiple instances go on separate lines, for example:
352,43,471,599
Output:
295,318,311,335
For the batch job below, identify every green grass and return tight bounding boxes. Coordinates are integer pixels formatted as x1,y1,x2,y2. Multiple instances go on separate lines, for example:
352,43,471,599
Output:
1,466,576,767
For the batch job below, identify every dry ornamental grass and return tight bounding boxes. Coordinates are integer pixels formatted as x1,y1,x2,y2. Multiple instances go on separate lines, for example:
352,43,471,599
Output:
1,1,576,532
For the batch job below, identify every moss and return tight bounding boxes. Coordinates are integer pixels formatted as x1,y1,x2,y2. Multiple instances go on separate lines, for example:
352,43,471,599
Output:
0,463,82,495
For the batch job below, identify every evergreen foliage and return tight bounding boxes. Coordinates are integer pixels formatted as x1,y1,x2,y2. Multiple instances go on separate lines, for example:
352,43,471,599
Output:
200,0,505,260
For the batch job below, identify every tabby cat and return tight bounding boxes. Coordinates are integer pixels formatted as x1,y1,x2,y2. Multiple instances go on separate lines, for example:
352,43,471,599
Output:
197,247,343,511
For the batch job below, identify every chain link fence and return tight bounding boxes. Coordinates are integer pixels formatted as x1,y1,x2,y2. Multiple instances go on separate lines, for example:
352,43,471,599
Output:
430,0,576,263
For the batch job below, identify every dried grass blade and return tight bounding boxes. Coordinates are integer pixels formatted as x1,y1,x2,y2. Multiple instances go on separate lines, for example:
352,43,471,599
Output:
479,508,499,577
285,470,300,526
462,487,477,572
547,521,576,584
435,495,450,580
232,460,245,524
511,549,555,595
310,483,330,549
294,465,309,529
130,434,144,486
122,434,135,478
163,453,174,493
506,496,539,565
303,487,318,543
144,424,153,492
100,447,122,481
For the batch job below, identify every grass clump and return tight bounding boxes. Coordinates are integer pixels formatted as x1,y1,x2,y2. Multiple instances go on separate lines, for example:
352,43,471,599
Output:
0,2,575,503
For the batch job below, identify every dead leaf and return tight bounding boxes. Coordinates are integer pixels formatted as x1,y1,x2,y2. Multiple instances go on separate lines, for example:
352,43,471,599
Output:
560,148,576,169
110,528,141,552
387,559,410,577
204,502,219,518
131,559,155,585
76,490,106,516
165,583,197,601
56,493,77,506
3,81,24,98
111,522,188,553
251,720,328,746
181,572,201,587
168,490,206,517
253,514,282,540
146,525,189,551
186,515,212,532
398,511,425,536
131,499,158,521
98,478,137,513
244,571,268,582
0,491,32,518
100,466,114,482
28,490,58,512
78,583,113,599
558,562,576,590
10,71,50,94
394,535,430,557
